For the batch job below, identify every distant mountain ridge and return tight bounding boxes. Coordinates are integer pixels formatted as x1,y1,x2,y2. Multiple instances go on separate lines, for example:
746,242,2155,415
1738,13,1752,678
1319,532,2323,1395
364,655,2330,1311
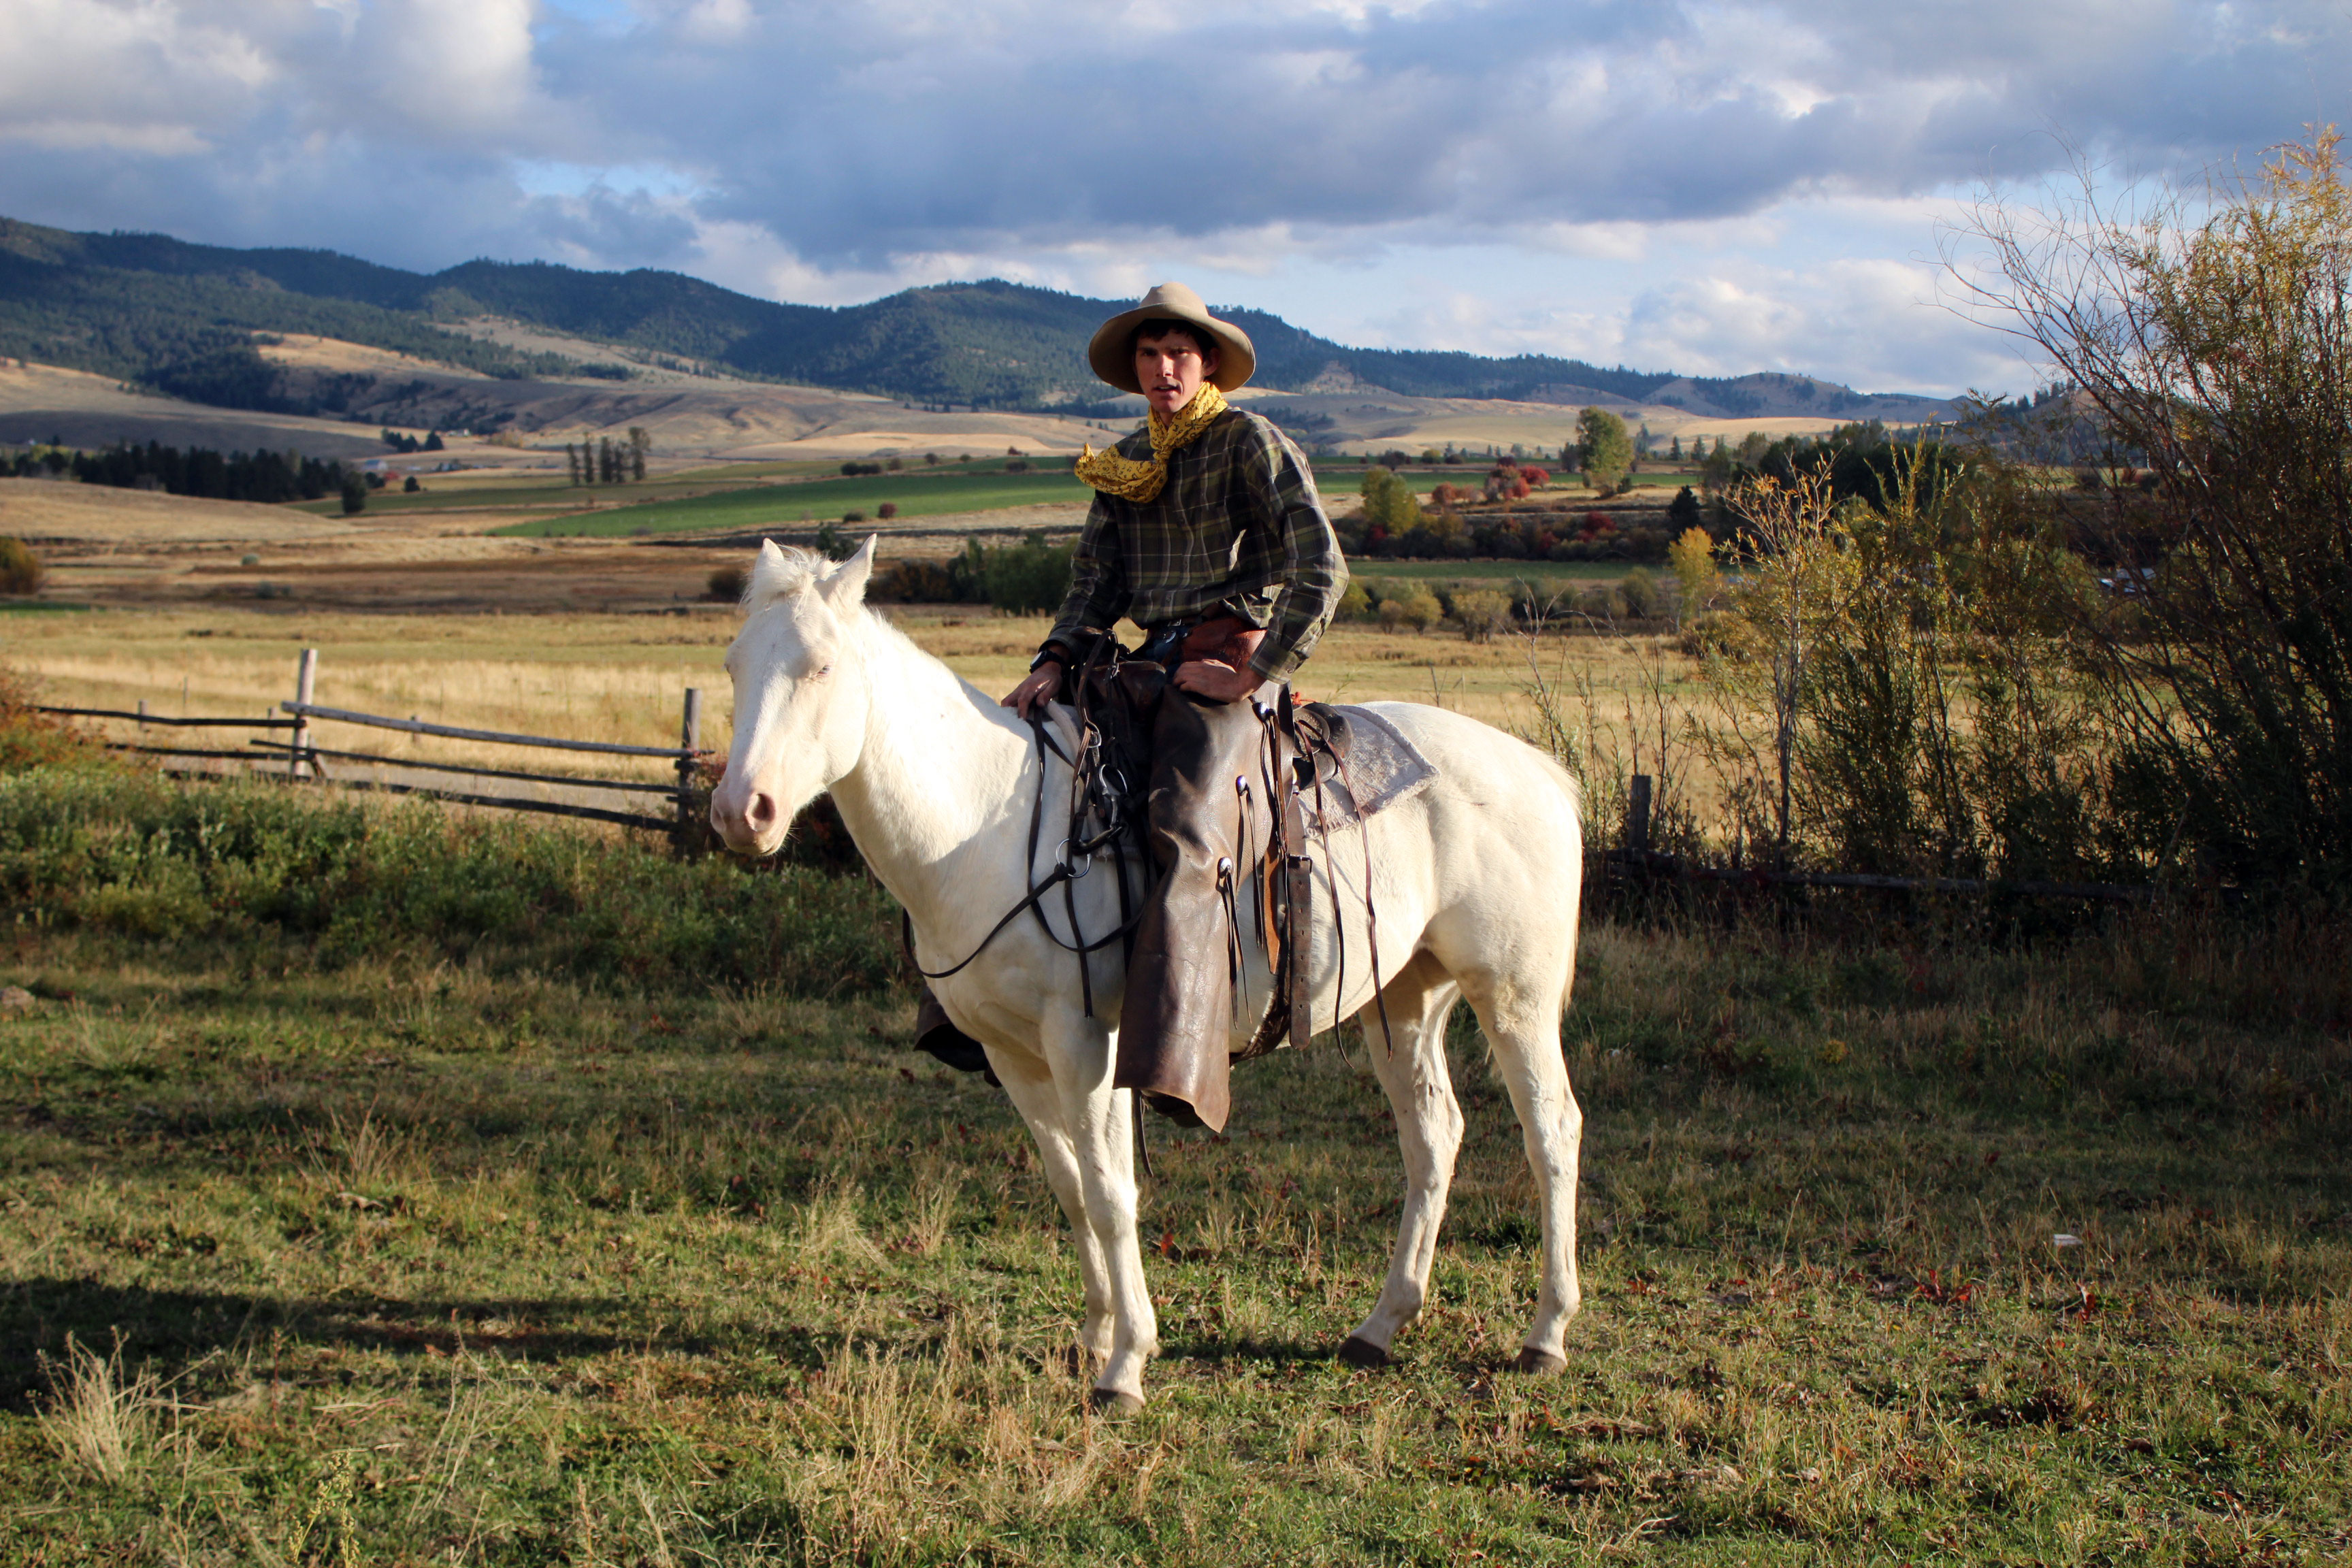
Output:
0,216,1947,421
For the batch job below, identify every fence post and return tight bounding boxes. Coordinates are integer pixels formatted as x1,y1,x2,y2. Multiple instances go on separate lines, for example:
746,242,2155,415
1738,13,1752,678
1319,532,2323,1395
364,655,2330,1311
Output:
1627,773,1652,855
676,688,702,847
291,649,318,781
136,699,148,732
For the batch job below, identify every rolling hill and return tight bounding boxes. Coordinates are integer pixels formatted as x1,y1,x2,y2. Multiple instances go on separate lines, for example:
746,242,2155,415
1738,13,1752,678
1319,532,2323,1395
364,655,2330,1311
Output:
0,216,1955,426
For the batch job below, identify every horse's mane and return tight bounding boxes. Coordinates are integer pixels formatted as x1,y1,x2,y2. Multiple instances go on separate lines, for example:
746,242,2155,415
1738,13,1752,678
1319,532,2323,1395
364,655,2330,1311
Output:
736,544,945,681
743,544,828,611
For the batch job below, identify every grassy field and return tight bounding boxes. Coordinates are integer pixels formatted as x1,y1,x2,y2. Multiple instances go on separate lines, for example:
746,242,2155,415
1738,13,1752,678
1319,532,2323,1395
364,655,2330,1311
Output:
1,607,1699,785
497,469,1095,539
0,760,2345,1565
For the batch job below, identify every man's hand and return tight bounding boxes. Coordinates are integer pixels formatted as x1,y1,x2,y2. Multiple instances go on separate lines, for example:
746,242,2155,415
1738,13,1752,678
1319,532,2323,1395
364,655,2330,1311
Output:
1002,662,1064,718
1172,659,1262,706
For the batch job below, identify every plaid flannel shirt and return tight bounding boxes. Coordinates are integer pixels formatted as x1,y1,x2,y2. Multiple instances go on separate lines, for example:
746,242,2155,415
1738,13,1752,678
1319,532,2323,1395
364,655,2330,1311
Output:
1047,408,1346,682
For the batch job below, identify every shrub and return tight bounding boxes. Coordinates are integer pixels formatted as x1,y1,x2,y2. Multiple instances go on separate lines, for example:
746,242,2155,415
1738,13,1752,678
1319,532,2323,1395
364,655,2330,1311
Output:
981,534,1074,615
1003,459,1030,473
339,478,365,515
707,564,749,602
1454,589,1514,642
842,510,866,524
1621,567,1659,619
876,502,898,520
1334,580,1373,621
1392,587,1443,634
1573,584,1627,622
0,537,46,594
870,560,960,603
0,665,106,772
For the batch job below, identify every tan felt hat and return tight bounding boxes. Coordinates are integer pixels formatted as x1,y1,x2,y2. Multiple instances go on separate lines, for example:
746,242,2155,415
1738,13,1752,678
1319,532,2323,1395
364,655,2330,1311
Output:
1086,281,1256,394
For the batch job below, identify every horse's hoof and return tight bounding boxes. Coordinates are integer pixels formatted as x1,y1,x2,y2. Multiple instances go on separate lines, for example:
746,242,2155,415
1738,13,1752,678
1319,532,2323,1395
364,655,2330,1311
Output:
1514,1347,1567,1376
1338,1336,1392,1368
1088,1387,1145,1417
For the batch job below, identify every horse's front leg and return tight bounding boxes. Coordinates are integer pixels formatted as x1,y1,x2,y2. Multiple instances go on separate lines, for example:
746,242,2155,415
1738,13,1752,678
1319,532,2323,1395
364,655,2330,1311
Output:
1342,952,1465,1366
987,1041,1117,1371
1044,1009,1158,1413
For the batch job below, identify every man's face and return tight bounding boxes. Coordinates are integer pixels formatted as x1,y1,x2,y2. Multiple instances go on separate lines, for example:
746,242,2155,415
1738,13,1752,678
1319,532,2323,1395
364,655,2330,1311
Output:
1134,329,1219,419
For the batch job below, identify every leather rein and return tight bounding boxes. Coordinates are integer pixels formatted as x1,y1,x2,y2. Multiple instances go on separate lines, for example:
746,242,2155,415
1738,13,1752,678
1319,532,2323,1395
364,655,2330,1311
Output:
900,644,1150,1017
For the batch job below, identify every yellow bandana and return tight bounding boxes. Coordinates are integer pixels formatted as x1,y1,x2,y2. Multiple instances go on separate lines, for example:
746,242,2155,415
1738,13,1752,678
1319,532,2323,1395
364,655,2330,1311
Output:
1074,383,1228,503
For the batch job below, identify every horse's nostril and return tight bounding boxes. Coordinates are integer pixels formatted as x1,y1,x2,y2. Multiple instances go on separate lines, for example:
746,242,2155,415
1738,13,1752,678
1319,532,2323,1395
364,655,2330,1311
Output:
747,791,778,829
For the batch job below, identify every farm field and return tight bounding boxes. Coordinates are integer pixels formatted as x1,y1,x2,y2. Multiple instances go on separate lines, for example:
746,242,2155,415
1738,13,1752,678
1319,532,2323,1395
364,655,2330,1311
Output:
0,763,2344,1565
498,468,1094,538
3,604,1703,785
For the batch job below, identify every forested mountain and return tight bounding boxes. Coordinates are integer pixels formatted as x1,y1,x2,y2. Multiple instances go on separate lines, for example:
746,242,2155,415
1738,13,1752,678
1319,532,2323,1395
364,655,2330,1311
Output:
0,215,1914,415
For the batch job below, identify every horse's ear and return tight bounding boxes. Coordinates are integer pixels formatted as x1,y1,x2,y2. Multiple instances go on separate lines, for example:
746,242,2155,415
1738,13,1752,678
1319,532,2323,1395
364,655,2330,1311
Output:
821,535,878,608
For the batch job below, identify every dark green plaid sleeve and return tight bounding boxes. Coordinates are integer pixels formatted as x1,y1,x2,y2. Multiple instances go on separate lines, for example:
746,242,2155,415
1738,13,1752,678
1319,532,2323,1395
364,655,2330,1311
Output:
1241,425,1347,682
1046,493,1128,653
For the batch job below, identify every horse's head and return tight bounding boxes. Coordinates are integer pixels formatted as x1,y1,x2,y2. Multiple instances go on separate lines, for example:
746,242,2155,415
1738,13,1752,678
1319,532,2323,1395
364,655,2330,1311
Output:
708,536,877,856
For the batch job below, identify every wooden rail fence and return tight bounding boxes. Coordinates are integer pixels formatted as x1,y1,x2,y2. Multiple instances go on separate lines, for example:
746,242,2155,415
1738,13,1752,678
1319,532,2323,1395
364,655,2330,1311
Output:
39,647,712,840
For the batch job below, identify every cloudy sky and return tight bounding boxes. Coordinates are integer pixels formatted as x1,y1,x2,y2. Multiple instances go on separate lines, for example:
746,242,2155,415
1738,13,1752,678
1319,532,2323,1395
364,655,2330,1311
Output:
3,0,2344,395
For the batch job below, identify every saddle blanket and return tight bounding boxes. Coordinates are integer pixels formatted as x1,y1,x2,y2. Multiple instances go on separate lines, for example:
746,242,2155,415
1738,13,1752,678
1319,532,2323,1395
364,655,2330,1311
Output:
1295,702,1438,834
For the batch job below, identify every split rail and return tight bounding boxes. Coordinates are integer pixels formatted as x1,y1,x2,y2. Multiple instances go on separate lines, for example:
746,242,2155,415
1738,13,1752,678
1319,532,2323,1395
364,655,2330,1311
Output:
39,647,712,841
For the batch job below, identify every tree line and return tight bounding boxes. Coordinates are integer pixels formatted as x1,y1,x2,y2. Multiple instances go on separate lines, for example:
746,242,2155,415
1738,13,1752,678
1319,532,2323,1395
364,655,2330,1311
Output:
7,440,357,505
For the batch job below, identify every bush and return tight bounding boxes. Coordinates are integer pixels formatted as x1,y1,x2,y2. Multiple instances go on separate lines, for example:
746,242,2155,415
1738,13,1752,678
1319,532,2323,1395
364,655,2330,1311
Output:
1573,584,1627,622
1621,567,1659,619
1004,459,1030,473
981,534,1074,614
877,502,898,520
0,666,105,772
842,510,866,524
870,560,960,603
0,537,45,595
340,478,365,515
1333,580,1373,621
707,564,749,602
1454,589,1514,642
1379,587,1442,634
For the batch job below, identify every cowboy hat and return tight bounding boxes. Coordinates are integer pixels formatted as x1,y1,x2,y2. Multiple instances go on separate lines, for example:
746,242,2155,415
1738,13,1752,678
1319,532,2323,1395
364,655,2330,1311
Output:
1087,281,1256,394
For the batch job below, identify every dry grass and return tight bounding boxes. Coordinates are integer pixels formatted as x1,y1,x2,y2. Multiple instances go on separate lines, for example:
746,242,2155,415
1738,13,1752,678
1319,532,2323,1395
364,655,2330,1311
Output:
5,603,1705,796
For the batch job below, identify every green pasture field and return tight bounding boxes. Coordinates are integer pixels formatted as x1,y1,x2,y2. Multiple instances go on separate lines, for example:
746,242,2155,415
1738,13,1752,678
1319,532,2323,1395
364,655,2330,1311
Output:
496,467,1094,539
1,758,2345,1565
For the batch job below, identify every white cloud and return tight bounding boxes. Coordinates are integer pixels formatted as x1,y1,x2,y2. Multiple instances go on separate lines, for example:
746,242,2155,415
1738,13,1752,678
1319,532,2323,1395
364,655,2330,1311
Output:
0,0,2342,391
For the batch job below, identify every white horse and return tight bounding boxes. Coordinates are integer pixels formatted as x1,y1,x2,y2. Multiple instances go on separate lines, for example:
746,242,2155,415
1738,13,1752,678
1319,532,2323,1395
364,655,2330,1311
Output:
709,539,1586,1411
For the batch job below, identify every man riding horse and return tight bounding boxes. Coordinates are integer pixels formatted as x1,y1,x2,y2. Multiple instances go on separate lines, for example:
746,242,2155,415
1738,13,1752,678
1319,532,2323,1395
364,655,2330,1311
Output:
917,281,1348,1131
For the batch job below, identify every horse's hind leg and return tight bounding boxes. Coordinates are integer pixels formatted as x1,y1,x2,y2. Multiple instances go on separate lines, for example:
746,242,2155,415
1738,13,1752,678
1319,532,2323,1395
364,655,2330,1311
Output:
1456,964,1583,1374
1341,952,1465,1367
